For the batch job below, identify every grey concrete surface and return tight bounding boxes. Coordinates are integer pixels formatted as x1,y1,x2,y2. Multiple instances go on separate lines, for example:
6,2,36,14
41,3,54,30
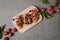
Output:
0,0,60,40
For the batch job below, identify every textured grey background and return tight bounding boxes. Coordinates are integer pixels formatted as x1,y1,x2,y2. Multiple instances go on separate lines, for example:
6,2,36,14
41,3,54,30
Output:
0,0,60,40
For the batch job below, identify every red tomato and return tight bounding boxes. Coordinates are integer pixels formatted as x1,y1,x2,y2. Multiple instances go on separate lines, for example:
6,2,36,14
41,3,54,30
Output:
52,3,58,7
6,28,11,33
48,6,53,11
49,10,55,15
32,8,38,13
41,8,46,12
18,18,22,23
27,18,32,24
16,22,20,26
9,33,14,37
12,28,17,32
56,8,60,13
32,13,37,17
3,31,9,35
4,37,9,40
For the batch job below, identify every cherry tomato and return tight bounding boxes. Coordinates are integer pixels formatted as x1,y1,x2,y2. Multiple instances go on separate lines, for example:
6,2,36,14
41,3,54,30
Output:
48,6,53,11
56,8,60,13
41,8,46,12
49,10,55,15
12,28,17,32
52,3,58,7
9,33,14,37
4,37,9,40
3,31,9,35
6,28,11,33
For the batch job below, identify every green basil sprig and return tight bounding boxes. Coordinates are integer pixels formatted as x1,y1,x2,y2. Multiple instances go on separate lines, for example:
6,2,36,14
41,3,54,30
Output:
56,0,60,4
42,12,52,19
42,0,49,4
0,24,6,39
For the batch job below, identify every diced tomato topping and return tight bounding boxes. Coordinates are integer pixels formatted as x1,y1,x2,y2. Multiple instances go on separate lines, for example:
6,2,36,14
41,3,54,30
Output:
32,13,37,17
27,18,32,24
32,8,38,13
18,18,22,23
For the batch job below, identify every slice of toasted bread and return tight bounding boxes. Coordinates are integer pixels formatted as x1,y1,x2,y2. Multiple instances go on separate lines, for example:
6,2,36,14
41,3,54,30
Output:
12,6,42,33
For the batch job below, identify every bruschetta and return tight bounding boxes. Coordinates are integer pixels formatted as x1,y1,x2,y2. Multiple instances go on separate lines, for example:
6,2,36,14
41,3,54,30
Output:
12,6,42,33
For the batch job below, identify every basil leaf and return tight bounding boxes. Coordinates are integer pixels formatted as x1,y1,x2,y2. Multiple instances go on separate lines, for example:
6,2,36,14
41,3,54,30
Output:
0,27,2,34
0,27,2,39
56,0,60,4
1,24,6,31
0,33,3,39
42,12,52,19
0,24,6,39
42,0,49,4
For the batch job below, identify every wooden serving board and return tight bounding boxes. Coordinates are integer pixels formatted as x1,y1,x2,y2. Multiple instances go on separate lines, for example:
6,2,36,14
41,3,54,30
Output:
12,6,42,33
